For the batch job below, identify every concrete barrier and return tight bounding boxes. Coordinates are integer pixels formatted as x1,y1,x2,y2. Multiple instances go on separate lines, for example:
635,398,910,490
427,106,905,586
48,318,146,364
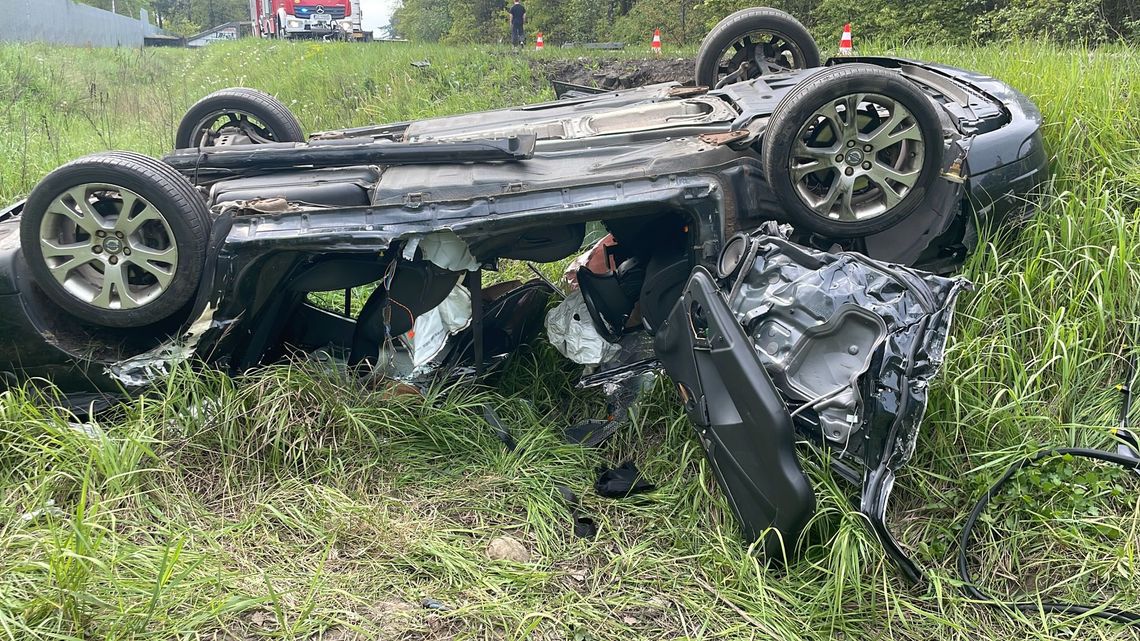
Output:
2,0,162,47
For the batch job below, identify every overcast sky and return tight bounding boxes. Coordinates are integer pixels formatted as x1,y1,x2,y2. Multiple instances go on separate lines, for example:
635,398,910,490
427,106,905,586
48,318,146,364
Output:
359,0,397,33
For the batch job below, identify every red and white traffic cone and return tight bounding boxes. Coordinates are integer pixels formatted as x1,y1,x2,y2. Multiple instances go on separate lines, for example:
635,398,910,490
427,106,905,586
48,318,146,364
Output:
535,32,544,50
651,28,662,55
838,23,853,55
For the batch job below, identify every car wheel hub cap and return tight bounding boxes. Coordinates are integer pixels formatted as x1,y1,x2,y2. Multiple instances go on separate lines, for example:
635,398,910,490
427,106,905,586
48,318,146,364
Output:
37,182,178,311
788,92,926,222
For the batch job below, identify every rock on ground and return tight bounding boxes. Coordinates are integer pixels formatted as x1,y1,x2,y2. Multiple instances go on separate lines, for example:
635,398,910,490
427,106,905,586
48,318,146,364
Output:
486,535,531,562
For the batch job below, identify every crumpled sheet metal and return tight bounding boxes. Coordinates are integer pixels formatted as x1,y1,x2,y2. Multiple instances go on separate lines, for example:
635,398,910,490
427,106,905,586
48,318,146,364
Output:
104,304,223,388
726,236,969,469
106,343,196,388
546,290,621,366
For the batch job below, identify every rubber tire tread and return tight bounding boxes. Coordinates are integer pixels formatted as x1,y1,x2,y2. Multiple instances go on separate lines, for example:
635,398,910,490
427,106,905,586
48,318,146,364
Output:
19,151,211,328
175,87,304,149
761,63,944,237
695,7,821,88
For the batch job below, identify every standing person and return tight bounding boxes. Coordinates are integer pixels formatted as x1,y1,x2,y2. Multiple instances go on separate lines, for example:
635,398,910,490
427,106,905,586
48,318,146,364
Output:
508,0,526,47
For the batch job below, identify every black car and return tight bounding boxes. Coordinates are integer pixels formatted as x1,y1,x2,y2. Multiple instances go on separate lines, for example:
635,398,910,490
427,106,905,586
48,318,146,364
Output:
0,8,1046,581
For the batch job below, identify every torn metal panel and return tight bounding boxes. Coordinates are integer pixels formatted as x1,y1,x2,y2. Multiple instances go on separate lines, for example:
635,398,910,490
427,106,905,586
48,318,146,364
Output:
727,237,968,452
105,304,222,389
567,332,660,447
106,343,197,388
655,233,968,573
727,235,969,463
222,197,301,215
698,130,751,146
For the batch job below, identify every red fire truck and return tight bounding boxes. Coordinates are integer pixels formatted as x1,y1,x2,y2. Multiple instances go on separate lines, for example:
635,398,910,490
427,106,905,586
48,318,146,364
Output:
250,0,365,40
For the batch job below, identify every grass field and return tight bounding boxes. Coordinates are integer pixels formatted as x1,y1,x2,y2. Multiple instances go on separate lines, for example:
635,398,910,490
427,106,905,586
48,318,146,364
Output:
1,39,1139,640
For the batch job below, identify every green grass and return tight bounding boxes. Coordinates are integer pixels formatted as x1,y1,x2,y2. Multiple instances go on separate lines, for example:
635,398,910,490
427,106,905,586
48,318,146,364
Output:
1,39,1139,640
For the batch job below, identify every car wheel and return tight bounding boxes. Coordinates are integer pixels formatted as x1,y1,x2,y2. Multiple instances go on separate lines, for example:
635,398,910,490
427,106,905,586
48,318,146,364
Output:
695,7,820,89
175,87,304,149
19,152,210,328
762,63,944,237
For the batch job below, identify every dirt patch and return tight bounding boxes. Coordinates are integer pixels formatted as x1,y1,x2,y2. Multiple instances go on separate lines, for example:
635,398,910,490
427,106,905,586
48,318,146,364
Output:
533,57,696,91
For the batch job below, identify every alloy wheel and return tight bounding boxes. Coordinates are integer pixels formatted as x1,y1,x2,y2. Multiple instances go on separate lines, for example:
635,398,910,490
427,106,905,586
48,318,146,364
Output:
788,92,927,222
38,182,179,310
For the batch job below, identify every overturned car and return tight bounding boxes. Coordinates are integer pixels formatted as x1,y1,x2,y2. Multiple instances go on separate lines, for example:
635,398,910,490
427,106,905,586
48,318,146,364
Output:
0,9,1045,580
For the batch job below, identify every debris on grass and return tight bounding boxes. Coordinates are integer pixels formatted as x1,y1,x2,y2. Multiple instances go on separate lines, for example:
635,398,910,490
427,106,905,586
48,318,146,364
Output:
419,597,452,612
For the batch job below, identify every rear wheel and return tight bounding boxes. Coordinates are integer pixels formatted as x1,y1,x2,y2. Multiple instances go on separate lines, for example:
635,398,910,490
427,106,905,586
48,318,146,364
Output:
175,87,304,149
19,152,210,328
762,64,944,237
695,7,820,89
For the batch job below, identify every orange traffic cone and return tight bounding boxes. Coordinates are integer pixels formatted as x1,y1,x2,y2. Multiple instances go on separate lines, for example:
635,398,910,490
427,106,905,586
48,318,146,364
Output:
536,32,544,50
651,28,662,55
838,23,853,55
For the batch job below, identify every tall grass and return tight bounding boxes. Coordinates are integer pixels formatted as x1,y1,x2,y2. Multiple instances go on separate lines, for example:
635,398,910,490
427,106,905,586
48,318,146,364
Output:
0,40,1138,639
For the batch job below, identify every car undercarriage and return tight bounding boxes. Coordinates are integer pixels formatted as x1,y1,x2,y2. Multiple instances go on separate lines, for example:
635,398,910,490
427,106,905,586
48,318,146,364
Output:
0,9,1050,583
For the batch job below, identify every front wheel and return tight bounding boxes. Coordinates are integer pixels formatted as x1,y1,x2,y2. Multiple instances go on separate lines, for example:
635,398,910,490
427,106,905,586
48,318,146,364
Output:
175,87,305,149
762,64,945,237
695,7,820,89
19,152,211,328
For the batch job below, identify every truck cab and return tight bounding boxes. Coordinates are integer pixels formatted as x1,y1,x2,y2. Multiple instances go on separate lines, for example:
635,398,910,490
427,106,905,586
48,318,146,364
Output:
251,0,355,39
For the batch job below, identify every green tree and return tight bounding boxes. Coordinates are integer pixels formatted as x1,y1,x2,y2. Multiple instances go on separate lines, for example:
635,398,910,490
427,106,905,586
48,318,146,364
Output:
442,0,509,44
82,0,155,18
608,0,705,46
390,0,1140,46
976,0,1138,43
79,0,249,31
392,0,454,41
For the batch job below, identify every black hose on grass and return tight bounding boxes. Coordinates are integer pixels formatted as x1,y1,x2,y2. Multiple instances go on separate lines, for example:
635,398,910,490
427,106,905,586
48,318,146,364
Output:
957,446,1140,625
958,354,1140,625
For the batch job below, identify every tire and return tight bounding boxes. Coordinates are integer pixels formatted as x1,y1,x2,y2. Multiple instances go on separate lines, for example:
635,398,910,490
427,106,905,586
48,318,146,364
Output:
762,63,944,237
695,7,820,89
175,87,304,149
19,152,211,328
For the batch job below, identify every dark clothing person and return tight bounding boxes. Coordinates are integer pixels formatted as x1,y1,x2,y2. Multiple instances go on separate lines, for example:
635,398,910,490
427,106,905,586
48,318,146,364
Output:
509,2,526,46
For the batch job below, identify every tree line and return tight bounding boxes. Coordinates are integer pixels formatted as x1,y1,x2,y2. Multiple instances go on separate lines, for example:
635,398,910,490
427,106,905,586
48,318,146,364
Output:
82,0,250,34
392,0,1140,46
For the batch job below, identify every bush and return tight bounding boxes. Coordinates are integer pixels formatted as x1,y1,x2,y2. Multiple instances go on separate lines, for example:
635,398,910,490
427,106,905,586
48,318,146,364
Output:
975,0,1125,44
810,0,976,44
392,0,1140,46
